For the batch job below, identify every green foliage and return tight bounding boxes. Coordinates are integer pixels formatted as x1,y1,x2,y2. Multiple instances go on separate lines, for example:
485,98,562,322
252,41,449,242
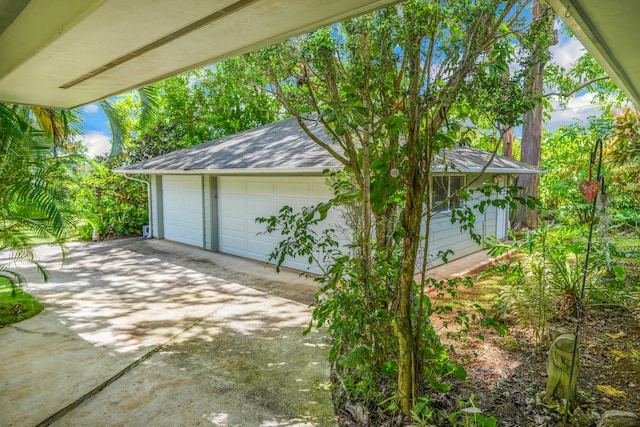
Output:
587,238,639,306
539,119,607,213
487,225,557,348
545,50,624,108
243,0,553,416
448,395,497,427
487,222,639,346
539,111,640,234
256,202,338,274
73,158,148,240
609,208,640,235
0,104,78,290
259,202,495,414
124,122,187,163
455,182,540,245
411,396,438,426
603,106,640,212
135,60,282,150
75,54,284,240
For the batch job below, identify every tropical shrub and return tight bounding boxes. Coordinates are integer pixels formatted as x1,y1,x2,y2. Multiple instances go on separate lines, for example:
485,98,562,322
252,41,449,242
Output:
486,225,558,348
539,117,611,225
73,157,148,240
487,222,639,345
260,201,474,418
539,108,640,234
0,104,78,288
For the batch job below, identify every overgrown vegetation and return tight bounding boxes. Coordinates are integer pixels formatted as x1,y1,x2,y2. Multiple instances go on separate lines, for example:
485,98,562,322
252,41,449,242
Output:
246,3,640,422
486,224,638,347
240,0,553,420
2,1,637,424
73,158,148,240
0,103,80,325
0,104,77,293
428,230,640,425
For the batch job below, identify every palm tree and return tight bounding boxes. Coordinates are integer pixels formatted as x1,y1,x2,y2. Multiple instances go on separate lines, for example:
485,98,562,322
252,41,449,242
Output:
0,104,77,289
100,86,159,157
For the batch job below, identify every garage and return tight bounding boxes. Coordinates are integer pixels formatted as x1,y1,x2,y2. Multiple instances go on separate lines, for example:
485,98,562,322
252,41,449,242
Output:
115,116,542,273
218,175,334,272
161,175,204,248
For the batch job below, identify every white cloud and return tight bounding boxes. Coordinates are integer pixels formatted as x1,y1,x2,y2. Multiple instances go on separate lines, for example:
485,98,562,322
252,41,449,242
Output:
549,36,586,69
82,103,99,114
78,131,111,157
546,92,599,130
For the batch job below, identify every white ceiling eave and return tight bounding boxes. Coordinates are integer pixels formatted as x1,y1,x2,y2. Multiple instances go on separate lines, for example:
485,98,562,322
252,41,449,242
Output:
547,0,640,109
0,0,399,109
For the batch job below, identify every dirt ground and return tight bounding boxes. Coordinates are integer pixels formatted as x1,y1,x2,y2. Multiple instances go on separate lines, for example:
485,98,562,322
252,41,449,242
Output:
439,304,640,427
335,270,640,427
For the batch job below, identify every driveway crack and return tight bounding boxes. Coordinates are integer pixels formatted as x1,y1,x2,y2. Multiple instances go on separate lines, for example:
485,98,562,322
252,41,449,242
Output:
33,312,214,427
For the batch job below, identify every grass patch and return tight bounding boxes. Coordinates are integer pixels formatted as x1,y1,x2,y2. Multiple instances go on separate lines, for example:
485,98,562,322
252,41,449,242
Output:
0,281,44,326
430,270,505,313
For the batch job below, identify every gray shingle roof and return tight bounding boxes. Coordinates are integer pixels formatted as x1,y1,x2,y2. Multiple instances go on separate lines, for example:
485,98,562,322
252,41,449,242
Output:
114,116,543,175
433,145,545,174
115,117,341,174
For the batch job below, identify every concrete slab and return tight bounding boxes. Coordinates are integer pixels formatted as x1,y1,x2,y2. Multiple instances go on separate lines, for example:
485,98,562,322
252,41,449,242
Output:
0,238,336,427
0,237,499,427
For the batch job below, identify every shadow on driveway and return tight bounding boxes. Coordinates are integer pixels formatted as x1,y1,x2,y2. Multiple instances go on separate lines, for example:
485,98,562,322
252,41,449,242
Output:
0,238,336,427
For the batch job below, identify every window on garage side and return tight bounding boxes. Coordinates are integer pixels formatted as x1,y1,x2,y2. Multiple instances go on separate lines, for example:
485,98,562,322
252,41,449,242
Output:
431,175,465,213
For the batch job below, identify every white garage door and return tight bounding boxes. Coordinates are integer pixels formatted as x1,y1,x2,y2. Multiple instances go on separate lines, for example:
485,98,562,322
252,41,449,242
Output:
162,175,204,247
218,176,339,272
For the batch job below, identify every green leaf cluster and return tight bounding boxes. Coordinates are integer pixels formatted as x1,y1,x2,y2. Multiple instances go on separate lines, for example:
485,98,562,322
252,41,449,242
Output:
0,104,79,291
73,159,148,240
241,0,557,417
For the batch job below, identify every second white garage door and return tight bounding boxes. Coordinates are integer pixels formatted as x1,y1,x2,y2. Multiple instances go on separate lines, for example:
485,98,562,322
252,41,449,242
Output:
162,175,204,248
218,176,337,272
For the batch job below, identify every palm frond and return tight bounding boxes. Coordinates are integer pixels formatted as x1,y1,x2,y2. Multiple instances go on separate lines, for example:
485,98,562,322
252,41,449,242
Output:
0,265,27,294
337,344,372,369
99,100,125,157
138,85,159,128
0,102,77,285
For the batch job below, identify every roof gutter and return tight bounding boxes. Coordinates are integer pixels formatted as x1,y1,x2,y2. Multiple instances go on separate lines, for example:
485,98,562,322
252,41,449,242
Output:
113,166,544,176
431,168,546,175
112,167,334,175
122,174,152,238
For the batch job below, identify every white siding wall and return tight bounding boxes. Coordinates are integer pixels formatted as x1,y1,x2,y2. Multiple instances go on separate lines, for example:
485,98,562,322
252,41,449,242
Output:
155,172,509,274
420,174,504,270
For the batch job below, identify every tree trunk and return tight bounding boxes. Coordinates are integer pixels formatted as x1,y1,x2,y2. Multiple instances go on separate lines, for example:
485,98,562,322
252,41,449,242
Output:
502,125,514,158
396,168,425,413
513,0,551,230
513,100,542,229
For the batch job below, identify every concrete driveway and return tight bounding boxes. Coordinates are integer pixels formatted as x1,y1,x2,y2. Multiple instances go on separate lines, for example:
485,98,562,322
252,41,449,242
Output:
0,238,336,427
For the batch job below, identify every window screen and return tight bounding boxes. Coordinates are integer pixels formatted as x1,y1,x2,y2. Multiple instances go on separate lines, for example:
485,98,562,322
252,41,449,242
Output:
431,175,464,212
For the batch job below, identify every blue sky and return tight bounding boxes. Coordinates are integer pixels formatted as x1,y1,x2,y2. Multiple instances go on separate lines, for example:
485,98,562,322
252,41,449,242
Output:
78,103,111,157
76,29,600,157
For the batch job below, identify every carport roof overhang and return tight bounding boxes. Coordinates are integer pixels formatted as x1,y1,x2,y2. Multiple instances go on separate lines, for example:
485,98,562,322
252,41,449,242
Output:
0,0,398,109
547,0,640,109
